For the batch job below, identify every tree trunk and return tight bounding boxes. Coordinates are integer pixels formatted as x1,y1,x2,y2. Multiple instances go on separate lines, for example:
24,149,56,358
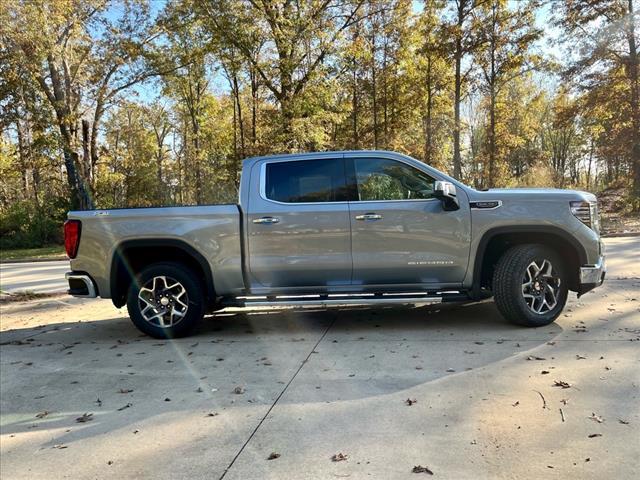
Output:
15,120,29,194
90,100,105,188
424,55,433,165
81,119,92,183
352,62,359,149
452,0,465,180
232,72,246,160
586,137,594,190
371,30,379,149
193,122,202,205
488,86,496,187
250,66,258,152
487,3,497,188
382,41,388,148
626,0,640,205
40,55,93,209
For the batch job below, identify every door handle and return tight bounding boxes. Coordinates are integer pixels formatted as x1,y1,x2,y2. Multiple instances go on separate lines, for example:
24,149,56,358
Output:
253,216,280,224
355,213,383,221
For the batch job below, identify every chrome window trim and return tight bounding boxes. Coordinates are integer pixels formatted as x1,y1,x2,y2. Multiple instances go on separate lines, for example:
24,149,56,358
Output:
348,198,438,204
258,155,440,206
259,158,348,206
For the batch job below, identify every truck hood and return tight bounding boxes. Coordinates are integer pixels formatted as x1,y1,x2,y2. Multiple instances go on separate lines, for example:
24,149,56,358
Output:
469,188,597,203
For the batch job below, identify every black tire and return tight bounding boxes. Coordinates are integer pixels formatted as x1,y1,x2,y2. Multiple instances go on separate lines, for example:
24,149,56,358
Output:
493,244,568,327
126,262,205,338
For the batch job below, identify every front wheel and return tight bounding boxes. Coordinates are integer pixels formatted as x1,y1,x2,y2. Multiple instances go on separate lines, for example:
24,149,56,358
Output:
126,262,205,338
493,245,568,327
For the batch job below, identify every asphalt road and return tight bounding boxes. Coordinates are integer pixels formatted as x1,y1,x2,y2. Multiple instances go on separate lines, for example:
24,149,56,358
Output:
0,261,69,294
0,237,638,479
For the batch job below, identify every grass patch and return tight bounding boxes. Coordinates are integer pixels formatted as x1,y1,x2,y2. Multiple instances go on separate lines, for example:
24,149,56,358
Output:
0,245,66,262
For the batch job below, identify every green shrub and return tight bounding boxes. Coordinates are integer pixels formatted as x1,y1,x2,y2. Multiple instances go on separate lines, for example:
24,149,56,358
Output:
0,197,68,249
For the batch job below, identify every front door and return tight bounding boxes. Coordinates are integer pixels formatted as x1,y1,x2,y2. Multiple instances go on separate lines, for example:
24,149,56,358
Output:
348,155,471,286
247,156,353,289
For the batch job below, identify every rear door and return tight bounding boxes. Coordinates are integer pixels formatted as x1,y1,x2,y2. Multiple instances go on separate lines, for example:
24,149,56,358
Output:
246,156,353,289
347,154,471,286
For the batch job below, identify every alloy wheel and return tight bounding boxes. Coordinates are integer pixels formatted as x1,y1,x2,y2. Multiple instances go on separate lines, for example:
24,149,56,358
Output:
521,259,561,314
137,276,189,327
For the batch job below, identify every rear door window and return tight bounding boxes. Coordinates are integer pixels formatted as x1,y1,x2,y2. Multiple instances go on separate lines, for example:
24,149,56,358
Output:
265,159,349,203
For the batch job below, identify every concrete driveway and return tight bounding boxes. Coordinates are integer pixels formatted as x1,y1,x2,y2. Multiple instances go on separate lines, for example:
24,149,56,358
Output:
1,238,638,479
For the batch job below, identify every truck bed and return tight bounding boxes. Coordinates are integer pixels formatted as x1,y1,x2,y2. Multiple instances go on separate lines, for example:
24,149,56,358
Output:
68,204,244,298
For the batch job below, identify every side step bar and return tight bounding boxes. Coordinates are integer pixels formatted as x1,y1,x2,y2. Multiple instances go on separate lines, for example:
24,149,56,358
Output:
225,292,470,308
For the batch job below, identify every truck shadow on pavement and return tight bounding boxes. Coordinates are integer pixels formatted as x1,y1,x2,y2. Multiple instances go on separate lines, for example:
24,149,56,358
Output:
0,299,569,449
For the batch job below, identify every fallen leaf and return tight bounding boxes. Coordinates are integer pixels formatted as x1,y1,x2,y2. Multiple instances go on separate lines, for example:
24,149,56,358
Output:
267,452,280,460
553,380,571,389
75,413,93,423
331,453,348,462
412,465,434,475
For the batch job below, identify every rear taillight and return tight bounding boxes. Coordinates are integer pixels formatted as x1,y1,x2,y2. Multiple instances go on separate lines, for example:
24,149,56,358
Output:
64,220,81,259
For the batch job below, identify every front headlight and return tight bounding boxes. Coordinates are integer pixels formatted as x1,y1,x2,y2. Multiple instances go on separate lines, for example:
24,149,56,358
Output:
570,201,599,234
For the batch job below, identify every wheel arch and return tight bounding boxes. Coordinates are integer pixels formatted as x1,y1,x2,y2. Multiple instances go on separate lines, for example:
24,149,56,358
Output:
110,239,216,309
472,226,587,296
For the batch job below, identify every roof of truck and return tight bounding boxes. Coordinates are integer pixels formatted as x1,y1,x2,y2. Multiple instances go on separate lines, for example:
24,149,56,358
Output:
241,150,410,168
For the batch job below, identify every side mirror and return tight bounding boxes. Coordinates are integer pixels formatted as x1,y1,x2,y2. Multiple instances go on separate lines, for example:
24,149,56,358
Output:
433,181,460,211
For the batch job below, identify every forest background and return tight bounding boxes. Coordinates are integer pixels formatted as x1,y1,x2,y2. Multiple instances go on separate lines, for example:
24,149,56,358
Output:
1,0,639,250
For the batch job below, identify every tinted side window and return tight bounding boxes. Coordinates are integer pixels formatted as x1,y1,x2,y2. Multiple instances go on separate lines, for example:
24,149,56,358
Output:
354,158,436,201
265,159,348,203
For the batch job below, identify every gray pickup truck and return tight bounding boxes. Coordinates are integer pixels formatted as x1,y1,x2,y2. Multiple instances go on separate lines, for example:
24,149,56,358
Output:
65,150,605,338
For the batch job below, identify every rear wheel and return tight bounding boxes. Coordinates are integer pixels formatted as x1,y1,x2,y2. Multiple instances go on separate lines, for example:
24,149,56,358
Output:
493,244,568,327
127,262,205,338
